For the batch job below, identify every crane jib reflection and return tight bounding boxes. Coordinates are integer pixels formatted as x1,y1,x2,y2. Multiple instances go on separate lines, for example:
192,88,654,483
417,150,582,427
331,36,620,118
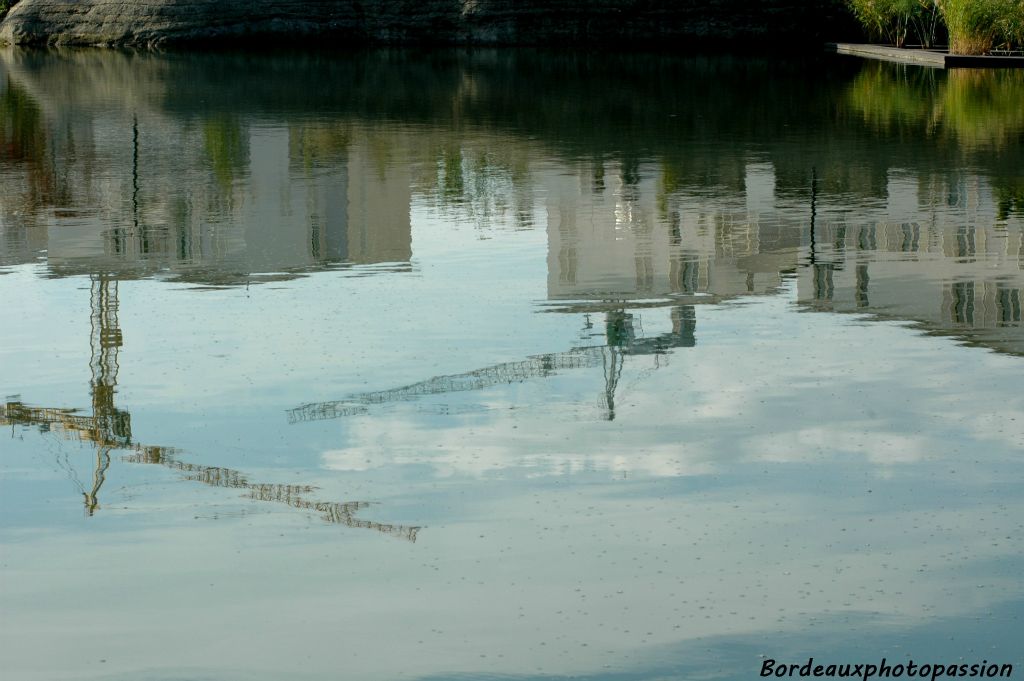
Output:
0,273,420,541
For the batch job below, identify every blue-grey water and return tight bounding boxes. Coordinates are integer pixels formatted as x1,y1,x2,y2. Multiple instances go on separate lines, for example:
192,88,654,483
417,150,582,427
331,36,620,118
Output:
1,49,1023,681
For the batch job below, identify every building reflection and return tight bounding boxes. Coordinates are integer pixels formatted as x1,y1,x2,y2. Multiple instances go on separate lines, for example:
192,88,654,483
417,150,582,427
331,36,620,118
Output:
546,159,800,302
800,171,1024,355
4,47,1023,409
1,61,413,283
34,120,409,282
288,154,1023,425
545,156,1023,356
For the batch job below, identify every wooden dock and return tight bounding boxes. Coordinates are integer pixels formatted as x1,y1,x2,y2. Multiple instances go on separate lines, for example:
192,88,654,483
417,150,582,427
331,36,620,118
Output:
828,43,1024,69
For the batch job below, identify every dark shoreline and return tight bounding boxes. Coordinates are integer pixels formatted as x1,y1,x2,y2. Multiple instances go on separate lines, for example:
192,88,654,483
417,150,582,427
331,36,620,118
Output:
0,0,861,49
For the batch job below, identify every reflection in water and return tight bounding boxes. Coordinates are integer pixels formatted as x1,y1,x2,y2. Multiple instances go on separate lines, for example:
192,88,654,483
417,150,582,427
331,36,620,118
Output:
546,159,800,302
1,50,1021,429
1,56,414,282
0,77,62,247
2,397,420,540
799,174,1024,354
2,47,1024,681
0,52,1020,394
288,305,695,423
0,268,419,539
846,63,1024,151
202,114,249,192
123,448,420,540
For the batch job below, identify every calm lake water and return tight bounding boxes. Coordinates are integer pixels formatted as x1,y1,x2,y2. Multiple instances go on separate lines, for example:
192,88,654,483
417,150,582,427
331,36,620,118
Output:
1,48,1023,681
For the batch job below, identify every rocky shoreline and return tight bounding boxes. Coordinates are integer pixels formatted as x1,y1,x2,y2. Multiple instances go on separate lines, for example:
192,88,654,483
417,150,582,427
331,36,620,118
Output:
0,0,855,48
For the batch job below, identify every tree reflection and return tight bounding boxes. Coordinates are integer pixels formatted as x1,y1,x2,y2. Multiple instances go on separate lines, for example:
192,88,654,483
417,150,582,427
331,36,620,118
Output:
202,114,249,193
0,77,58,212
845,62,1024,151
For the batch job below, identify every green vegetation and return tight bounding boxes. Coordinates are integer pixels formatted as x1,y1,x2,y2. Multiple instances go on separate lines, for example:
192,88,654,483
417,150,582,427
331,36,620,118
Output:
911,0,944,47
845,0,941,47
995,0,1024,49
847,0,1024,53
941,0,1007,54
0,0,17,20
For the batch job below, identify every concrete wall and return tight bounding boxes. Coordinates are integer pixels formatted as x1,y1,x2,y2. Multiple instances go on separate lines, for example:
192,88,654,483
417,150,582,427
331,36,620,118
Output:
0,0,855,47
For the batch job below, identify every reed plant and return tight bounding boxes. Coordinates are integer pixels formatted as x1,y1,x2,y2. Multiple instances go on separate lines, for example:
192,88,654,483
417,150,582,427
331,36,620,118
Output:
939,0,1013,54
994,0,1024,50
847,0,943,47
849,0,1024,52
910,0,943,47
847,0,916,46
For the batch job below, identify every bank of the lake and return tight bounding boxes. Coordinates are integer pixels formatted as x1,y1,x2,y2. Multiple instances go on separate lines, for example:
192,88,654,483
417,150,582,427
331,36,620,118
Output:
0,0,857,47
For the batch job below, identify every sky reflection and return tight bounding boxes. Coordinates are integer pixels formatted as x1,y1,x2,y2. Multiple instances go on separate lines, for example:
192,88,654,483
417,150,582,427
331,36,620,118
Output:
1,48,1022,681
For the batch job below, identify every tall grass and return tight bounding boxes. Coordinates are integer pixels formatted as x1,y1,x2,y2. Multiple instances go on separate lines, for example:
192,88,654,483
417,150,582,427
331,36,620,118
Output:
910,0,943,47
847,0,916,47
849,0,1024,53
995,0,1024,50
941,0,1008,54
847,0,944,47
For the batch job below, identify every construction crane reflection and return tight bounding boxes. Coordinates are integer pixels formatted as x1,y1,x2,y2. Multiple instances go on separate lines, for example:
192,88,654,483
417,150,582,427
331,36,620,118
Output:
288,304,696,424
2,273,420,541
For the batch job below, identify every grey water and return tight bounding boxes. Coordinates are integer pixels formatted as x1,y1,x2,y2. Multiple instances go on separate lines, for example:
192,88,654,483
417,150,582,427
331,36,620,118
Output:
1,48,1022,681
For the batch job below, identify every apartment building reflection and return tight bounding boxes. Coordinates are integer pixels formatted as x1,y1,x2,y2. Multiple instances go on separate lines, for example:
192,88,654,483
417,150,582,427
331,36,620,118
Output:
104,122,403,281
1,107,413,283
546,159,1023,356
546,158,801,306
800,170,1024,355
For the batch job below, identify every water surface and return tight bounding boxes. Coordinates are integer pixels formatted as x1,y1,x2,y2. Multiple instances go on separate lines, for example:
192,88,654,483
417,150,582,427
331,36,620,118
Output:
1,49,1023,681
